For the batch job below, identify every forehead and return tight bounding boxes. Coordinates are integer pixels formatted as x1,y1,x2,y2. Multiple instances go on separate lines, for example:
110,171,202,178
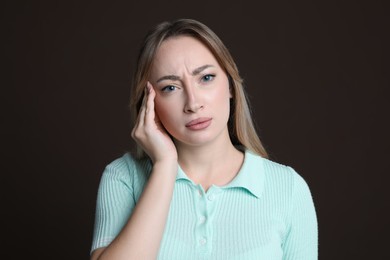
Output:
151,36,219,75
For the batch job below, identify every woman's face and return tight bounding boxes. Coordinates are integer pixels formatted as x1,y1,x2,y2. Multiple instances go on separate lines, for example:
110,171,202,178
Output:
149,36,232,147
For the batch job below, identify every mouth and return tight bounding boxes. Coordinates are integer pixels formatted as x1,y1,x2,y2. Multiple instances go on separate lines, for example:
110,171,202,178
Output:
185,117,212,130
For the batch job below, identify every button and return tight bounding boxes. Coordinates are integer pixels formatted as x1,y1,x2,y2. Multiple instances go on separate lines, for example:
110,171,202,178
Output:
199,216,206,223
199,238,207,245
207,194,215,201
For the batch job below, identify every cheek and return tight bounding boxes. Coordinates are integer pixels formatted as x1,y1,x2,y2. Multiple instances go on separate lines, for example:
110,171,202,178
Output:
154,99,176,126
213,76,231,102
208,85,231,110
216,88,232,121
154,99,166,119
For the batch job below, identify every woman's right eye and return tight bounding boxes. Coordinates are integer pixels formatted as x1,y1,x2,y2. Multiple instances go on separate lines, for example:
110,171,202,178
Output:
161,85,177,92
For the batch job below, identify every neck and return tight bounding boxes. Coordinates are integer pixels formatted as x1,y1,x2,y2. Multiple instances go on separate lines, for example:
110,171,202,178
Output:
175,129,244,189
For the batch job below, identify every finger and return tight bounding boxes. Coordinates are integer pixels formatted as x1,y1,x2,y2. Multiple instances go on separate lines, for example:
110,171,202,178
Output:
145,83,167,133
131,87,147,137
141,85,148,107
144,82,156,126
136,85,149,127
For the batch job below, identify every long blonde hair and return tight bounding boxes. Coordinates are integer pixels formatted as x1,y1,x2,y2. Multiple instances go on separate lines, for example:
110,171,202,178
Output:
129,19,268,158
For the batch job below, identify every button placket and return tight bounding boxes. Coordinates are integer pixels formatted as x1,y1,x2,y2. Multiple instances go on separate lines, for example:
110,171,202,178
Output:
199,215,206,223
199,237,207,245
207,194,215,201
199,186,220,256
193,185,211,253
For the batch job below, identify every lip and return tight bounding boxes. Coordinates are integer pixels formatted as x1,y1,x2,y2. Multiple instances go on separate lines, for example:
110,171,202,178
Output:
185,117,212,130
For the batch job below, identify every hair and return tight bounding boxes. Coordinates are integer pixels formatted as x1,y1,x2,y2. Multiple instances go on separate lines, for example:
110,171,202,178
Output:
129,18,268,158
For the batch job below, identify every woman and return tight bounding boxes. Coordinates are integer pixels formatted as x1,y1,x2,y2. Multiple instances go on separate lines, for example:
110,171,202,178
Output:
90,19,318,260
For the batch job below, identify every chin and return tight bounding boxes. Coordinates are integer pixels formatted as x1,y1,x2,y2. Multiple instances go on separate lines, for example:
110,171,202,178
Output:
174,136,211,147
174,129,227,147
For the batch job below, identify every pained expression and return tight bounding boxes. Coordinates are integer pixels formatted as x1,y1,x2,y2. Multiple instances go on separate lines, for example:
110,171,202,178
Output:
150,36,232,147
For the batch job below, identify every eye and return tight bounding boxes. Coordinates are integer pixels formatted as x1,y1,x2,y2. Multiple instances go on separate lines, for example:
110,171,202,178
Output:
201,74,215,82
161,85,177,92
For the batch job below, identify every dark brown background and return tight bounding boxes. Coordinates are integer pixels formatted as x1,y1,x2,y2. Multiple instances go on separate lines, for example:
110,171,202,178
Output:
3,0,389,259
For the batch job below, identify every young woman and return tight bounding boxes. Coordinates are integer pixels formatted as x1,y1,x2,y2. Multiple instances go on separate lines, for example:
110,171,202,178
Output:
90,19,318,260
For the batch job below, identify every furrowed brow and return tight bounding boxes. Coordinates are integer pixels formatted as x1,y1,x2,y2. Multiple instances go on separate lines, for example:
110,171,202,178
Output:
156,75,181,83
156,65,214,83
192,65,214,76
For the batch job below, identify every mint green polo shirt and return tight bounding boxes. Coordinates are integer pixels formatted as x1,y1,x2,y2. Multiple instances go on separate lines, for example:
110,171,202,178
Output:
91,150,318,259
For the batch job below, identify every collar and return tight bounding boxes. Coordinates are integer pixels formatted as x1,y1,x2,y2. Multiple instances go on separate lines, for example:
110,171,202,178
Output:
176,149,265,199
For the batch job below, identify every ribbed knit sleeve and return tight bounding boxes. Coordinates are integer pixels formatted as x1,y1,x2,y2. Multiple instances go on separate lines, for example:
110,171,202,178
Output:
282,167,318,260
90,156,136,253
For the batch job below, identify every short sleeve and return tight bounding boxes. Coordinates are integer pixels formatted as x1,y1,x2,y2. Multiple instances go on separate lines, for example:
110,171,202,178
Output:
282,167,318,260
90,157,136,254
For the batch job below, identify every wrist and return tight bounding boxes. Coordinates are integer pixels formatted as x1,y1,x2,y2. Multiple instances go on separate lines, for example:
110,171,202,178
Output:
152,159,178,174
150,153,178,165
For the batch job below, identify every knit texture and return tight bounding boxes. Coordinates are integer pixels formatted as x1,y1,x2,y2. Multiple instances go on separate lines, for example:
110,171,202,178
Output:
91,150,318,259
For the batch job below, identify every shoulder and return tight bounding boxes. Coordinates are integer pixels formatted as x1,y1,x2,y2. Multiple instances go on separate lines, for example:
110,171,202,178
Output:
247,151,311,195
260,156,314,202
246,151,297,180
101,152,152,185
262,157,300,180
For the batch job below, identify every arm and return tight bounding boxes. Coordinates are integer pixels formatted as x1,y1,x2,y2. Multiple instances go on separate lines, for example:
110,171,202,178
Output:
91,83,178,260
282,169,318,260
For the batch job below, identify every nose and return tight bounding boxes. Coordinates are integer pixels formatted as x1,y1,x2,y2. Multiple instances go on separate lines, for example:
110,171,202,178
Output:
183,85,203,113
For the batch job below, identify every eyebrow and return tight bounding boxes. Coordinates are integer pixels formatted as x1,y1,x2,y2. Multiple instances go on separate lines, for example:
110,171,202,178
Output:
156,64,214,83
